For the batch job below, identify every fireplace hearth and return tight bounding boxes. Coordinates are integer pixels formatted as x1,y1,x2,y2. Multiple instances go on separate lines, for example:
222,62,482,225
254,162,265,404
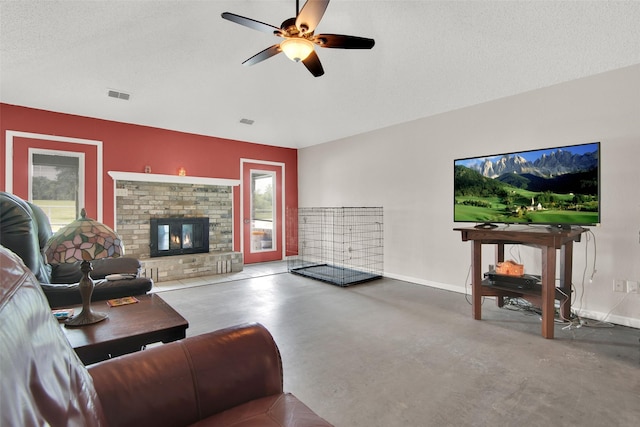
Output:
150,217,210,257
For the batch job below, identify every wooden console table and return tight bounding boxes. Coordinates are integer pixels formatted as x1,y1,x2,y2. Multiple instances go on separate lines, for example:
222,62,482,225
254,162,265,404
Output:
454,226,586,339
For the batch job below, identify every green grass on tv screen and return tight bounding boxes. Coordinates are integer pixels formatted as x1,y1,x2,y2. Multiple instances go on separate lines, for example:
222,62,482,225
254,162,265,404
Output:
454,201,598,225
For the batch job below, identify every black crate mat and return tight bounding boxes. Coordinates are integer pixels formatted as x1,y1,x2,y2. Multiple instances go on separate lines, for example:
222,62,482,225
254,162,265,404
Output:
290,264,382,287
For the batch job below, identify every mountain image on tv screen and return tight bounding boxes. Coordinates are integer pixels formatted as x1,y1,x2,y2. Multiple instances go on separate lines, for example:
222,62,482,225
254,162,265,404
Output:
454,142,600,226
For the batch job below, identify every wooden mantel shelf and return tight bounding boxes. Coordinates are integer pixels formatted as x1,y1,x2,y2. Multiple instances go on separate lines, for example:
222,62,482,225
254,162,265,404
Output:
108,171,240,187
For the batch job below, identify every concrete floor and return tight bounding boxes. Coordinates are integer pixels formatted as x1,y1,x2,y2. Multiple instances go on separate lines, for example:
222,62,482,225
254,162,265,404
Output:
155,262,640,427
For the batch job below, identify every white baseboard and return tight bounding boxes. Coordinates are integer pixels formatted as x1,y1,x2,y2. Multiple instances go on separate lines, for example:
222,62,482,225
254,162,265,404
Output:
383,272,640,329
384,272,468,294
572,308,640,329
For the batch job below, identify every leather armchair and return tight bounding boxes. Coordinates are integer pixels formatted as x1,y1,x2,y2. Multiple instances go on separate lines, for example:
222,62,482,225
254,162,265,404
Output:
0,191,152,307
0,246,332,427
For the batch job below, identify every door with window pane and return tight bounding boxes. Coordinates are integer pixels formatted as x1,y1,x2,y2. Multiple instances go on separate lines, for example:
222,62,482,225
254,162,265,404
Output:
242,162,283,264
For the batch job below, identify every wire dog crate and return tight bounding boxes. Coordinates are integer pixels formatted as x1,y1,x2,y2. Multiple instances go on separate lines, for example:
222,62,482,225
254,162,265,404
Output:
287,207,383,286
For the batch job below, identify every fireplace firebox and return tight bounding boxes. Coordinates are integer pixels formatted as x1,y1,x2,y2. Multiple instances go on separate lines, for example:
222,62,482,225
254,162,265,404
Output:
150,217,209,257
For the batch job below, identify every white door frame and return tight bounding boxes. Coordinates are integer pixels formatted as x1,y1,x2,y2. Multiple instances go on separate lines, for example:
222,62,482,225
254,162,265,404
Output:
240,158,286,260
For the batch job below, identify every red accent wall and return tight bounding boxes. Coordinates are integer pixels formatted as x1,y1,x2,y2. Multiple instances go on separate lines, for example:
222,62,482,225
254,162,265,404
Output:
0,103,298,253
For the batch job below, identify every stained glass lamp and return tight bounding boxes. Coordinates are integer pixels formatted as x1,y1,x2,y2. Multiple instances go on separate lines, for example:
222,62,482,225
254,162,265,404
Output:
44,209,124,327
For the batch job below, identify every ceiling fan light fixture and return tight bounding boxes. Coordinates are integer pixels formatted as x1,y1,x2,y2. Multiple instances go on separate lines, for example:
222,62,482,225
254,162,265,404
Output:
280,38,314,62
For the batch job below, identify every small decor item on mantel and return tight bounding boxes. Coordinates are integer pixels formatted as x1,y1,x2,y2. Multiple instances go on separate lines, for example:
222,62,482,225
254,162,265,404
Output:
44,208,124,327
178,166,186,176
144,165,152,173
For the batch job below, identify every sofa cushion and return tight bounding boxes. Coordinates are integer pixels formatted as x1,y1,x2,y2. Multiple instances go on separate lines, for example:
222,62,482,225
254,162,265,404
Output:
190,394,333,427
89,323,333,427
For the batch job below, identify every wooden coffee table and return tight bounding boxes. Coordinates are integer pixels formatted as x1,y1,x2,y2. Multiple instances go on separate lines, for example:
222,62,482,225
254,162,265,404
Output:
61,293,188,365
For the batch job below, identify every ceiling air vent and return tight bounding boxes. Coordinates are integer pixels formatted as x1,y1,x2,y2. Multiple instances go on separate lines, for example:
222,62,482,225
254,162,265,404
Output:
239,118,254,125
107,90,130,100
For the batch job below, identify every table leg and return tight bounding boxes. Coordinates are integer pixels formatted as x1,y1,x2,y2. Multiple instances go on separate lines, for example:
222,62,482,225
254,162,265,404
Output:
541,246,556,339
495,243,505,307
472,240,482,319
559,242,573,320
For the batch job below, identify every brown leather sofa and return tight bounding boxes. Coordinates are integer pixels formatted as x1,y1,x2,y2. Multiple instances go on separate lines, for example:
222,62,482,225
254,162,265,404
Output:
0,191,153,307
0,245,333,426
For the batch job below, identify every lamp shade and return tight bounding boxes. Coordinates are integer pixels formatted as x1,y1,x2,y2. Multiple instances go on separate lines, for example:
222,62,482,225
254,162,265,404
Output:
45,209,124,264
280,38,314,62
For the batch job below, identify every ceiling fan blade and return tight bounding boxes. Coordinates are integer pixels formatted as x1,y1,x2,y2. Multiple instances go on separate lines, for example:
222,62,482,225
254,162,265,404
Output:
221,12,283,36
313,34,375,49
242,45,282,66
296,0,330,35
302,50,325,77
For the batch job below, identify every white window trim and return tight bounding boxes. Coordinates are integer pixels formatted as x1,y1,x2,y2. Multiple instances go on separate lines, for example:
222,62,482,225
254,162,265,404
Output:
5,130,103,221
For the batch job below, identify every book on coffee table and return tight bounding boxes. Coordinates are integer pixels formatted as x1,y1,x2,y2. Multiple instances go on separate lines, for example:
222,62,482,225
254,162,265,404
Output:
107,296,139,307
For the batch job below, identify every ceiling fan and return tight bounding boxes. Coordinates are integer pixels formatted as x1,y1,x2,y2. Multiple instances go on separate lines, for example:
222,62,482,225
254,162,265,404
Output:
221,0,375,77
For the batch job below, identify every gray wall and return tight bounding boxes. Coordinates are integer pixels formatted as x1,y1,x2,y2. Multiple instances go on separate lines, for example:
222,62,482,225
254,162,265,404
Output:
298,64,640,328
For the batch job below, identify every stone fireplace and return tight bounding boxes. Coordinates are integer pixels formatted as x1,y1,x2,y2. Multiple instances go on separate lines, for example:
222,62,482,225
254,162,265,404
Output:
108,171,243,282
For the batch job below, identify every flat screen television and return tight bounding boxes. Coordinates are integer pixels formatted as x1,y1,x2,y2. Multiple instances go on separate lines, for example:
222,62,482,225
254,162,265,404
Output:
454,142,600,228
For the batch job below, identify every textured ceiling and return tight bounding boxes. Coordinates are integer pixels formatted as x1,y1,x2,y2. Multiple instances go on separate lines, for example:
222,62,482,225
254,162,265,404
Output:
1,1,639,149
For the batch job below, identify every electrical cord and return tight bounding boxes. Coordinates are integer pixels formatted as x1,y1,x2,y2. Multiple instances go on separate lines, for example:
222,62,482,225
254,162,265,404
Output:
507,244,522,265
567,229,622,329
462,228,609,328
571,229,607,328
503,297,541,316
501,229,622,330
578,293,627,328
464,263,472,304
587,229,597,282
571,230,591,326
463,263,485,306
476,229,624,331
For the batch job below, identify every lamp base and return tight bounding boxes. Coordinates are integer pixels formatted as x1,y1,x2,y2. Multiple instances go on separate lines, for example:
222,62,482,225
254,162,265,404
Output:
64,260,108,327
65,308,108,327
